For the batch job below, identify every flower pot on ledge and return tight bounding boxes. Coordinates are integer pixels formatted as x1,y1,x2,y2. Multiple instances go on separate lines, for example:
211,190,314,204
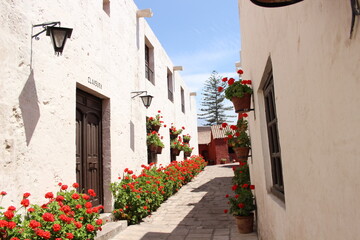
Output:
231,93,251,112
235,213,254,234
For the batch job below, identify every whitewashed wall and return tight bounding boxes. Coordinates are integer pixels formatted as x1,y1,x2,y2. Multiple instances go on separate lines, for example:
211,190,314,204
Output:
0,0,198,211
238,0,360,239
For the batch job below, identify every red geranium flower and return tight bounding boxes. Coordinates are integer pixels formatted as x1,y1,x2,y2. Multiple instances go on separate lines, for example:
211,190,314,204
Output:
23,192,31,198
42,212,55,222
86,224,95,232
21,199,30,207
45,192,54,199
221,122,228,128
4,210,14,220
218,86,224,92
222,77,228,82
0,191,7,196
65,233,74,239
53,224,61,232
237,69,244,74
61,185,68,190
8,206,16,211
250,185,255,190
72,183,79,188
238,203,245,208
224,209,228,213
88,189,96,197
71,193,80,200
228,78,235,85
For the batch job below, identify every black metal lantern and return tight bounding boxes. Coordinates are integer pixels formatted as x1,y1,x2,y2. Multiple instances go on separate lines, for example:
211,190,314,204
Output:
140,95,153,109
31,22,73,56
131,91,153,108
250,0,303,7
46,26,73,56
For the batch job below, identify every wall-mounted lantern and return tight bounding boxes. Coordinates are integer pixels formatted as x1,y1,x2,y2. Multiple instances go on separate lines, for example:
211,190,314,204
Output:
32,22,73,56
250,0,303,8
131,91,153,108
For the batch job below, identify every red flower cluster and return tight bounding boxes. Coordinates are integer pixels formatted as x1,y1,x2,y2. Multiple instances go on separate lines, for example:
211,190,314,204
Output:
0,183,104,239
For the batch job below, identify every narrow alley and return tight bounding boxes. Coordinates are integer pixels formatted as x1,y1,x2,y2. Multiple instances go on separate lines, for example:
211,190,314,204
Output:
109,163,258,240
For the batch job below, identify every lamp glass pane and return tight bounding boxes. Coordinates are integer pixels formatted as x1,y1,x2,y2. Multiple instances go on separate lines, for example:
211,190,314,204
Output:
52,29,67,48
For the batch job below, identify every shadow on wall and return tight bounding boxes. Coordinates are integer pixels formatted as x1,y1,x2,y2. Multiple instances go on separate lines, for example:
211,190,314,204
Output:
19,70,40,146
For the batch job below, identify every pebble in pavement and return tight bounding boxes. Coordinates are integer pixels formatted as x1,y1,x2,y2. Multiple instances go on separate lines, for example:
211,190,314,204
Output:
109,163,258,240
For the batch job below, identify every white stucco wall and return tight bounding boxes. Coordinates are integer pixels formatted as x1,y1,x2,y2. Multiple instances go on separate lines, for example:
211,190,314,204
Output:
0,0,198,212
238,1,360,239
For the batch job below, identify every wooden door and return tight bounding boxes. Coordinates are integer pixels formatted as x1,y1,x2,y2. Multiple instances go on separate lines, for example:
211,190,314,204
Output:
76,89,103,206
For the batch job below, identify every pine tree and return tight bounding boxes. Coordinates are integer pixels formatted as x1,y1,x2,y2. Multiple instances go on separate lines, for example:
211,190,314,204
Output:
198,71,234,126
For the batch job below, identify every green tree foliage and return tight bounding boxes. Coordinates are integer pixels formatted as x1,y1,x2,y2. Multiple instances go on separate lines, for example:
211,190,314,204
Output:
198,71,234,126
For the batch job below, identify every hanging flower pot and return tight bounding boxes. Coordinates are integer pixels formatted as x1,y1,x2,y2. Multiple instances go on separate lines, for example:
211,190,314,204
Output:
184,151,192,158
148,144,158,152
231,94,251,113
171,148,181,156
233,147,250,160
235,213,254,234
156,146,163,154
151,124,160,132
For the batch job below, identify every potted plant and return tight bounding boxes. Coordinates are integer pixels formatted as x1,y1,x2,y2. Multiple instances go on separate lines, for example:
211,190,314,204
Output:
225,161,256,233
218,69,253,112
170,139,183,156
169,125,184,140
146,112,163,132
183,134,191,143
147,131,164,153
220,158,227,164
183,144,193,158
225,114,251,159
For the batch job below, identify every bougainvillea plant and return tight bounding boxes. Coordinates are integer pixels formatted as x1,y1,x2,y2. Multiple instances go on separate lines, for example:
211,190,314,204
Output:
0,183,103,239
218,69,253,100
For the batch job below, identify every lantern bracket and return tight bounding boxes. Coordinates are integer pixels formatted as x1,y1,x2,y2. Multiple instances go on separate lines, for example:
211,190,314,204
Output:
32,22,61,40
131,91,148,98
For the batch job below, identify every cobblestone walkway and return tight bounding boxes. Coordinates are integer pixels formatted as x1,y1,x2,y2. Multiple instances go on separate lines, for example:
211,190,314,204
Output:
110,163,258,240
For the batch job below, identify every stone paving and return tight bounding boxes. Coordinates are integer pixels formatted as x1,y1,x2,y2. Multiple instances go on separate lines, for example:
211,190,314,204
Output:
109,163,258,240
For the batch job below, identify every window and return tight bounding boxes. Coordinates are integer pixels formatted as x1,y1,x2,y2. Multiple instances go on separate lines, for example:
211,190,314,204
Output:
263,71,285,200
145,40,154,84
167,69,174,102
180,87,185,113
103,0,110,16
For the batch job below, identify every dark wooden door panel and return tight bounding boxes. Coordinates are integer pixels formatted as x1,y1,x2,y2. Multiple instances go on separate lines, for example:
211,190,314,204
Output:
76,89,103,206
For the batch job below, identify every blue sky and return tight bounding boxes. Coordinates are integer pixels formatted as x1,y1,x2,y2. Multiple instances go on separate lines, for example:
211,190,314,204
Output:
134,0,241,124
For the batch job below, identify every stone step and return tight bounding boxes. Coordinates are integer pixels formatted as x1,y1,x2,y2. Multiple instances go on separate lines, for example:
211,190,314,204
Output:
95,220,128,240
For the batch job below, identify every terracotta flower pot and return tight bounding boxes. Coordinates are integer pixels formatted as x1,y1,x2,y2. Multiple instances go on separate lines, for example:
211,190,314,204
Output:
148,144,158,152
170,133,179,140
235,213,254,234
231,93,251,112
171,148,181,156
184,151,191,158
156,146,163,154
233,147,250,159
151,124,160,132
